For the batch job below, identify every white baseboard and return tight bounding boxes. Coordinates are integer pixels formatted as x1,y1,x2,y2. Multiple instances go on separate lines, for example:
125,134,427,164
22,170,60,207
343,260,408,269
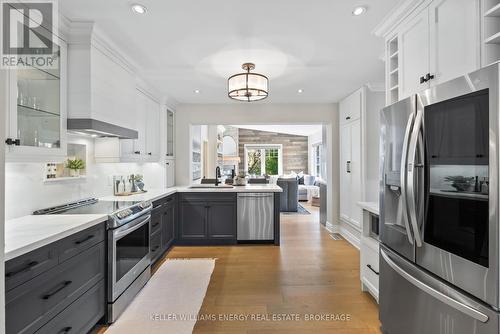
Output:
325,221,338,233
340,224,361,250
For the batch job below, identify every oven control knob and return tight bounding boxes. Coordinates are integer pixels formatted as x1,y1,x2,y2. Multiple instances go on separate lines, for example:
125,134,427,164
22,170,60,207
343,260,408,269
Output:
117,209,132,219
140,201,151,209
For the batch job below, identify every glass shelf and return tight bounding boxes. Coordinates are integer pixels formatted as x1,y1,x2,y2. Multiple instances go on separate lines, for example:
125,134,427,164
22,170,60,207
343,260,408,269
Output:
18,104,60,117
17,65,60,81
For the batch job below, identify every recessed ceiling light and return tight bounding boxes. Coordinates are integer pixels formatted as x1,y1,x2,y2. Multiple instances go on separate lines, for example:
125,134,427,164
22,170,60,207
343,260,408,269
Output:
194,89,201,94
352,6,367,16
298,89,304,94
131,4,147,14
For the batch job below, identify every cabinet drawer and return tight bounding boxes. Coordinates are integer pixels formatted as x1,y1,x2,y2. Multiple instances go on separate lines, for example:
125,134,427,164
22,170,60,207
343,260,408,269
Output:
6,242,105,334
57,223,105,263
181,192,235,202
361,242,379,292
150,212,162,235
5,244,58,292
36,280,105,334
164,194,177,206
150,231,162,263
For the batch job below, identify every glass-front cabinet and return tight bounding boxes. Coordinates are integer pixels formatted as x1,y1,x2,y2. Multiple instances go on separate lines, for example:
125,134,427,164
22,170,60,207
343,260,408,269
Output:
166,109,175,158
5,38,67,161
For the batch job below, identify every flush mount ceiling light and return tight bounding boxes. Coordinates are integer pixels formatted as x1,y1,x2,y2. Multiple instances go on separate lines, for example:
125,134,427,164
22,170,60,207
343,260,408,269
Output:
352,6,367,16
131,4,147,14
194,89,201,94
228,63,269,102
298,89,304,94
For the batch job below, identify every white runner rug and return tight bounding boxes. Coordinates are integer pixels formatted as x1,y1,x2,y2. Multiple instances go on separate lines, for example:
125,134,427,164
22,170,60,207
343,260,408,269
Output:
105,259,216,334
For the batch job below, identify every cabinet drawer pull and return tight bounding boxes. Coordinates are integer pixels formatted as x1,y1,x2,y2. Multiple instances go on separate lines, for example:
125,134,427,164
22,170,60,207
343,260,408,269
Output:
153,204,163,211
367,264,379,276
152,245,160,252
345,116,351,120
74,234,94,245
5,138,20,146
134,151,141,155
148,152,152,155
59,327,72,334
42,280,72,300
166,198,173,203
6,261,39,277
152,222,160,228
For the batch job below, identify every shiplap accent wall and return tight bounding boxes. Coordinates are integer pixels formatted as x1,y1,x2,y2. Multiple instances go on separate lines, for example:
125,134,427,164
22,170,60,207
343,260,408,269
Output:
238,129,308,174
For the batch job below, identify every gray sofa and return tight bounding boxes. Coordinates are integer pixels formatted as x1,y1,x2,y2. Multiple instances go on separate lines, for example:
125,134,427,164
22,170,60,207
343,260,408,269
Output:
277,178,299,212
298,174,318,201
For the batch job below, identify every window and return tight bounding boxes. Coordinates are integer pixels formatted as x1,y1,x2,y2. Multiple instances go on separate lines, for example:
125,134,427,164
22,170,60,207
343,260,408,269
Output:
313,144,322,177
244,145,283,176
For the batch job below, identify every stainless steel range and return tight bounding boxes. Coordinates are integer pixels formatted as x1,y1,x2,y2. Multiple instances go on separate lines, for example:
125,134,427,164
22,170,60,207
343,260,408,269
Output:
34,198,153,323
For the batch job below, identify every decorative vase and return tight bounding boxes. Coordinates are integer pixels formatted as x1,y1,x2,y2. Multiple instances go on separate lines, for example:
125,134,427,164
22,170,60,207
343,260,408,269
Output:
70,169,80,177
136,181,145,191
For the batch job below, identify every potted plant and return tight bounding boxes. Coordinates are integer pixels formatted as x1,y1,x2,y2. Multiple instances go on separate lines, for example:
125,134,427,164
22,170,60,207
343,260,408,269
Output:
66,158,85,177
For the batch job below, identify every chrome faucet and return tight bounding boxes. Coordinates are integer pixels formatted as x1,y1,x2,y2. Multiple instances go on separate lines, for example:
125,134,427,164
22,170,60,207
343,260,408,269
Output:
215,166,221,186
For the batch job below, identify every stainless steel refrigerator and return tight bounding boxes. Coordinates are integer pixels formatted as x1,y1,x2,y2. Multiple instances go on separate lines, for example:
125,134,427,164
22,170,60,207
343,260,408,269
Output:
379,63,500,333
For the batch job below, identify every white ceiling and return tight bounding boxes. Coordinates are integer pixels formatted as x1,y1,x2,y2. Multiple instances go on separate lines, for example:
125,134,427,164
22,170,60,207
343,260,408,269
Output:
60,0,400,104
232,125,322,137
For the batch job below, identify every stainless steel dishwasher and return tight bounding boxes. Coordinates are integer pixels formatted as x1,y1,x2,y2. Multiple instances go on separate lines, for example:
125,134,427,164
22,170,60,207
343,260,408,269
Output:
237,193,274,241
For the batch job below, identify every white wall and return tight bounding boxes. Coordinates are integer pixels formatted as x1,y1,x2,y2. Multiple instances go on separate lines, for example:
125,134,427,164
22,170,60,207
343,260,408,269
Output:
175,103,339,225
5,135,165,219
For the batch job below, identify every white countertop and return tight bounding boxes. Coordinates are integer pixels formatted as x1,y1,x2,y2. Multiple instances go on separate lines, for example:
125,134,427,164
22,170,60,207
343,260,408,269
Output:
5,214,108,261
357,201,379,215
101,185,281,202
5,184,282,261
178,184,283,193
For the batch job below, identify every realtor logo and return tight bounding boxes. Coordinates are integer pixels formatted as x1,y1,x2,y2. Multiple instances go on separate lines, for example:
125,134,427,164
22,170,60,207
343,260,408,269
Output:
0,0,58,69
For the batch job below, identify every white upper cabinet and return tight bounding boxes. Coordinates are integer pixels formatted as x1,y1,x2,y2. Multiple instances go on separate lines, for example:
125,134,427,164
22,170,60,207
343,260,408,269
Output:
339,88,362,125
119,89,161,162
429,0,480,85
399,9,430,100
166,109,175,158
145,94,161,159
378,0,481,104
5,37,67,162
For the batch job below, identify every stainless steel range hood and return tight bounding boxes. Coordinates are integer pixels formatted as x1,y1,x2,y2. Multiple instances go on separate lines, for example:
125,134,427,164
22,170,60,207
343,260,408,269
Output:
67,119,138,139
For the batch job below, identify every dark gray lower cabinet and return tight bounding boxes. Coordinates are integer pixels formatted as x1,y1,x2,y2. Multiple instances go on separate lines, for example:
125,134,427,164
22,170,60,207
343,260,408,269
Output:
208,201,236,239
179,193,237,244
161,197,176,251
179,200,207,239
150,194,177,264
5,223,106,334
36,280,105,334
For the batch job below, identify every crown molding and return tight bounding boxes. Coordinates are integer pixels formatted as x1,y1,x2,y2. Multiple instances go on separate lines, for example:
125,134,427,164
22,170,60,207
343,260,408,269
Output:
372,0,426,37
365,82,385,92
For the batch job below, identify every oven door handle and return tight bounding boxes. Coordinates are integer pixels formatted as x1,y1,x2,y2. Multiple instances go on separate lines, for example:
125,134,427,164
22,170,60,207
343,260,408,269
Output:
114,215,151,240
381,249,489,323
400,112,415,245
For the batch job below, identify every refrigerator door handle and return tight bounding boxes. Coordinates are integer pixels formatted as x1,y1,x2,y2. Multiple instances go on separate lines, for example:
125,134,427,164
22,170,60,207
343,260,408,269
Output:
400,112,415,244
381,249,489,323
406,109,423,247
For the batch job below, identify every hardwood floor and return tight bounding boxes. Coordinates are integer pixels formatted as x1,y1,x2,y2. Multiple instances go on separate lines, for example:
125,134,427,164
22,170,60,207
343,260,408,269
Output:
96,203,380,333
163,203,381,334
